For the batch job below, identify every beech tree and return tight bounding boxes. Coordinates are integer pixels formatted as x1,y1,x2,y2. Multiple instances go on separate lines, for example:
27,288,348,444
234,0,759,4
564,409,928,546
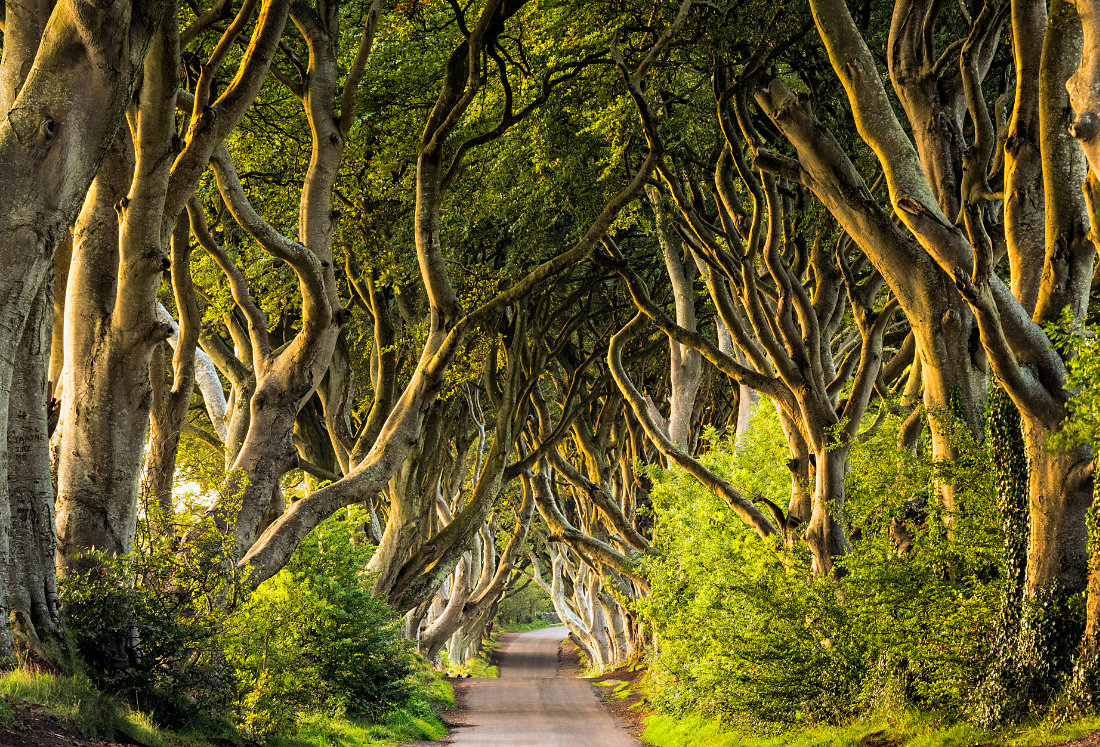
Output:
741,0,1099,708
578,14,911,574
0,0,173,656
45,0,687,629
232,0,688,591
0,0,699,675
21,0,1100,731
514,271,666,668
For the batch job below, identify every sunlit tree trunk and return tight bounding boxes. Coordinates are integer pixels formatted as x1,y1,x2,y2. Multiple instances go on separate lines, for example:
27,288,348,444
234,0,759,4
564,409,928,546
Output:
0,0,169,655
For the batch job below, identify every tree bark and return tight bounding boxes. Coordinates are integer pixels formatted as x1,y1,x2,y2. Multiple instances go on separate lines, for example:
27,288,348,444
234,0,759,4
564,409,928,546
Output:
141,219,200,537
236,0,678,589
756,80,989,519
55,132,147,574
648,186,703,449
55,7,182,573
976,387,1030,725
0,0,170,650
7,280,61,659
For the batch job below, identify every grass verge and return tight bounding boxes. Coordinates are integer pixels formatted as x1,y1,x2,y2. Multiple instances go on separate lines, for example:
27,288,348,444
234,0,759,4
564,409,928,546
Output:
640,708,1100,747
0,667,238,745
0,661,455,747
246,662,455,746
276,709,447,746
593,666,1100,747
442,646,499,678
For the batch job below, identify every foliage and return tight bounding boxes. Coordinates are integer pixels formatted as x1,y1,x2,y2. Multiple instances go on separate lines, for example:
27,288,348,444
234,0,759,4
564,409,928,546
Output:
639,708,1100,747
61,503,433,742
0,667,239,745
843,408,1003,715
269,666,454,746
223,506,417,738
497,579,555,625
700,401,793,508
275,705,447,747
59,508,241,726
0,664,452,747
638,403,1005,730
1048,307,1100,450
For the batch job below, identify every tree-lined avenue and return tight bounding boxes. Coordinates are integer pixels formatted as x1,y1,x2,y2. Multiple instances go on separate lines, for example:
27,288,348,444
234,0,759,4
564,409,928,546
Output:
447,626,640,746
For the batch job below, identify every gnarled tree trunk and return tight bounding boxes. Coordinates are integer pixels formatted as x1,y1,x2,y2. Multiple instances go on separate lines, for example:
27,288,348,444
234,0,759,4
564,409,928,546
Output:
8,280,62,658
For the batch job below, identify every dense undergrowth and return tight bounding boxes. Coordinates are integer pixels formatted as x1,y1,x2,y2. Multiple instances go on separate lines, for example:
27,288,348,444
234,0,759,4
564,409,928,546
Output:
49,504,452,745
0,664,452,746
635,400,1092,740
594,663,1100,746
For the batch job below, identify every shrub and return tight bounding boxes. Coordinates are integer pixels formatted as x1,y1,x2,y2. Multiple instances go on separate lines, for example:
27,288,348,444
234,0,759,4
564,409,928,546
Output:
638,402,1004,729
59,521,237,726
62,503,419,741
223,505,416,738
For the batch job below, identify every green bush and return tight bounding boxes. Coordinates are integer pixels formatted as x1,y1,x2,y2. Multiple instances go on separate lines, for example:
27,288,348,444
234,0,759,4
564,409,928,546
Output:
224,506,416,738
59,525,236,726
638,402,1004,729
62,504,422,742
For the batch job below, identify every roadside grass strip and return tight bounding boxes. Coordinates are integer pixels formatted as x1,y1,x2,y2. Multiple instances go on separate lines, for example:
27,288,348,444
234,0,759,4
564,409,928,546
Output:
639,710,1100,747
593,666,1100,747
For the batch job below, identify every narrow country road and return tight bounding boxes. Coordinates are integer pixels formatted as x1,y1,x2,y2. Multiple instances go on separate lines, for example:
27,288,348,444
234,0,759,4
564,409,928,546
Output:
445,626,641,746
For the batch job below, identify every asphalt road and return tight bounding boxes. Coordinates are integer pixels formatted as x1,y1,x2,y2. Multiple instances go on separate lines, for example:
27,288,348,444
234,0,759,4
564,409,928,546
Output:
446,626,641,746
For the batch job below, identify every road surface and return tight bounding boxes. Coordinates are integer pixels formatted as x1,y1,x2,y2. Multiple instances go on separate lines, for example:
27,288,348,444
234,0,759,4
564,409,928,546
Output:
446,626,641,746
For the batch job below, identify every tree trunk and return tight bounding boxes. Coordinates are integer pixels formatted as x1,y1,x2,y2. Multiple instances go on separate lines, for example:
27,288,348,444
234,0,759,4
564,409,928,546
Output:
805,447,851,577
142,344,176,531
49,234,72,389
55,135,150,576
7,279,61,660
1012,425,1091,702
778,404,813,527
0,0,169,650
141,219,201,537
56,7,181,573
976,387,1030,726
366,405,450,598
1070,457,1100,710
756,78,990,515
648,186,703,449
421,555,471,662
217,401,302,554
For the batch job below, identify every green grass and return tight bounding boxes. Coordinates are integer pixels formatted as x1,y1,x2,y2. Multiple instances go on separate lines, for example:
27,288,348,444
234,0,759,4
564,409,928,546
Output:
639,709,1100,747
418,663,457,709
594,666,1100,747
0,668,239,746
442,646,499,678
269,665,454,746
468,658,499,678
595,679,635,700
272,700,449,746
0,661,456,747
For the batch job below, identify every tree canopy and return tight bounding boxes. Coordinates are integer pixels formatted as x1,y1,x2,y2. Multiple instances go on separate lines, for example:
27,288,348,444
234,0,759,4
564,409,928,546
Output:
4,0,1100,740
